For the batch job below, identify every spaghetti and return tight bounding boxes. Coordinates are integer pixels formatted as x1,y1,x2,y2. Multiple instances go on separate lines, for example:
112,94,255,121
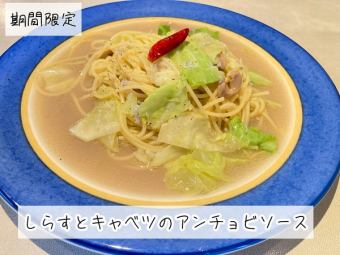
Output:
36,29,279,166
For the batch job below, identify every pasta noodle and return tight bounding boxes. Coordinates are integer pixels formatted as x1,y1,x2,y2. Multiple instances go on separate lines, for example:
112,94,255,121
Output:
36,30,278,162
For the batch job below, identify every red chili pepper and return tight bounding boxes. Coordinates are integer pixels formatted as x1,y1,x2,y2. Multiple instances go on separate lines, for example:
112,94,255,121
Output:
148,28,190,62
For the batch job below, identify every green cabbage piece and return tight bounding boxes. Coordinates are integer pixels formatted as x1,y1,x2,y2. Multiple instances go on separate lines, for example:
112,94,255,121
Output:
248,71,271,86
123,93,139,121
189,32,225,63
69,100,120,142
228,117,277,152
152,58,180,86
133,148,155,165
170,42,223,88
158,113,241,152
164,150,227,194
99,133,119,152
139,80,191,129
39,65,75,94
150,145,187,167
158,24,171,35
190,28,219,39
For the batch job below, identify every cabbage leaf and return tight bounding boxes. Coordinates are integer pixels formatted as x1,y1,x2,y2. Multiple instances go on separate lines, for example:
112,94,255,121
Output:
248,71,271,86
190,28,219,39
123,92,140,123
139,80,191,129
69,100,120,142
158,113,241,152
228,117,277,152
99,133,119,152
150,145,187,167
170,42,223,88
158,24,171,35
189,32,225,63
164,150,227,194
